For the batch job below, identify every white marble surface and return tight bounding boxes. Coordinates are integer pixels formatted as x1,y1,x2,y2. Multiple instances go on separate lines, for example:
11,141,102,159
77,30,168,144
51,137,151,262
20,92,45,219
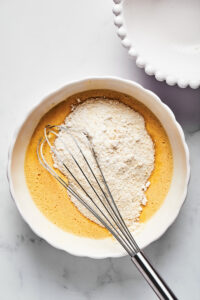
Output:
1,0,200,299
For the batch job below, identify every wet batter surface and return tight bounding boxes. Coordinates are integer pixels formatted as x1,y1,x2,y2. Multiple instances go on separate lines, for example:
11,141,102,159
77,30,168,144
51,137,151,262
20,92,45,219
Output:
24,90,173,239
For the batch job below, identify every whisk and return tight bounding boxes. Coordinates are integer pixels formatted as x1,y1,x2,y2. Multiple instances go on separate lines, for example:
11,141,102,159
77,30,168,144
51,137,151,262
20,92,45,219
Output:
37,125,177,300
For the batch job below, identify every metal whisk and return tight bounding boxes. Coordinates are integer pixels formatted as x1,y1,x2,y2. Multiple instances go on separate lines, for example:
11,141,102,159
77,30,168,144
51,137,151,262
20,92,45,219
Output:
37,125,177,300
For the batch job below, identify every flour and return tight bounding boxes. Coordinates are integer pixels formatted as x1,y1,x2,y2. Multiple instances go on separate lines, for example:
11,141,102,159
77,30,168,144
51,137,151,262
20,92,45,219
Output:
53,98,155,232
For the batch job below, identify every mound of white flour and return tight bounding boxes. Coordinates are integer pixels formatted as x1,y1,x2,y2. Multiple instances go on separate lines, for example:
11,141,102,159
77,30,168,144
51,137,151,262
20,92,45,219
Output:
53,98,155,231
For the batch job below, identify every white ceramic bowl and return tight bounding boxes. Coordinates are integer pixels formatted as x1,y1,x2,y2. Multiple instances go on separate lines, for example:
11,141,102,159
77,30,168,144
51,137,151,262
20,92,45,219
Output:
113,0,200,89
7,77,190,259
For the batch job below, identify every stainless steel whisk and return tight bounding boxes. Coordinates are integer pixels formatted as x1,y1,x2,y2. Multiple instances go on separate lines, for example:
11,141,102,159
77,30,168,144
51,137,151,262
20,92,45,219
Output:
37,125,177,300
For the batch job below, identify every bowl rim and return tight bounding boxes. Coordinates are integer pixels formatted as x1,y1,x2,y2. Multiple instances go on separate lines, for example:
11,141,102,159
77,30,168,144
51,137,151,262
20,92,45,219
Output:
112,0,200,89
7,76,190,259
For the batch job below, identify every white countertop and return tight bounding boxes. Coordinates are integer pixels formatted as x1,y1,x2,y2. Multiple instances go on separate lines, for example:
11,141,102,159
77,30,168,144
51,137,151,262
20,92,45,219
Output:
1,1,200,299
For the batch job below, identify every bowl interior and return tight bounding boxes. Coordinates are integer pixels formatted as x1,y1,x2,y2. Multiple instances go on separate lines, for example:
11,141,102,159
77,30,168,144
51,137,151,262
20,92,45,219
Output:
116,0,200,87
8,78,189,258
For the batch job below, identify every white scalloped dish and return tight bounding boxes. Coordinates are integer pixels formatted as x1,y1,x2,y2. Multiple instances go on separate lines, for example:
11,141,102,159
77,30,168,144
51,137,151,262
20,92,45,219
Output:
113,0,200,89
7,77,190,259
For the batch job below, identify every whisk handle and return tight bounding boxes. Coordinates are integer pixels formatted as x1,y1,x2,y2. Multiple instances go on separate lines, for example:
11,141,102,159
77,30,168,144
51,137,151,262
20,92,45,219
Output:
131,251,178,300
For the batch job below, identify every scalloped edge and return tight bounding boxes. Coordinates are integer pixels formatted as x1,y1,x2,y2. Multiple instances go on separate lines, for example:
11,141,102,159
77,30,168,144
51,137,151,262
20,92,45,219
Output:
113,0,200,89
7,76,190,259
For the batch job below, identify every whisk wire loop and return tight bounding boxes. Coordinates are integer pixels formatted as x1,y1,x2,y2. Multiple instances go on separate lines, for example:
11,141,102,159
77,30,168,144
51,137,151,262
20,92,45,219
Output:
38,127,138,255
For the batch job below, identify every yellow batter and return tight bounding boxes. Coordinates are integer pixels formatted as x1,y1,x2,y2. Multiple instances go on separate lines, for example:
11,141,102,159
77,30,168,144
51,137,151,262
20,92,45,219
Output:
24,90,173,239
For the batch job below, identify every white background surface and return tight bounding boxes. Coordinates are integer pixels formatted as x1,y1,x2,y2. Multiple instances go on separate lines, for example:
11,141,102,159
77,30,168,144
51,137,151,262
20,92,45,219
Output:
1,1,200,299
